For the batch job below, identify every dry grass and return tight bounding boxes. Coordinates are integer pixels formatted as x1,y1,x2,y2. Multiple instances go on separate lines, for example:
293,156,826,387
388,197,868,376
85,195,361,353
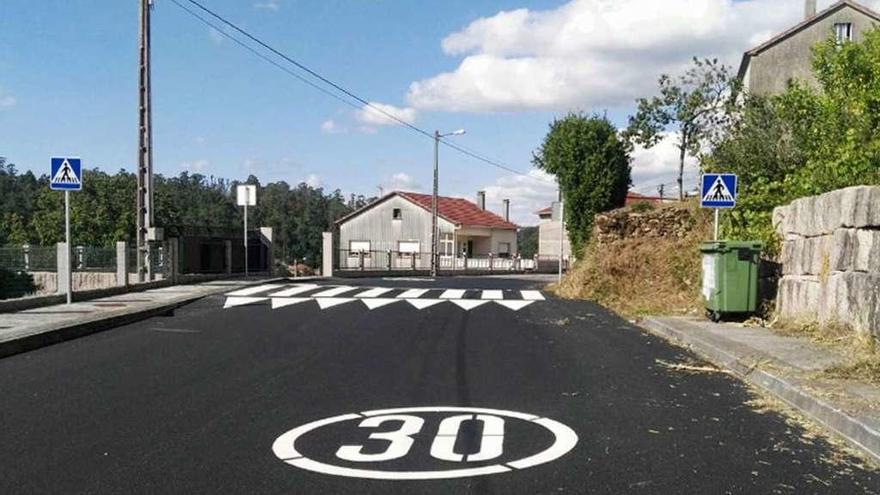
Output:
772,319,880,383
552,203,712,317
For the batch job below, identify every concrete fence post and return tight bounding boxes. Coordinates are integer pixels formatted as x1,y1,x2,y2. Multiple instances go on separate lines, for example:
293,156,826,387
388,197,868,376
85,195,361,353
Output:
116,241,128,287
387,250,392,271
56,242,70,295
322,232,333,278
359,251,365,271
489,252,494,271
225,240,232,275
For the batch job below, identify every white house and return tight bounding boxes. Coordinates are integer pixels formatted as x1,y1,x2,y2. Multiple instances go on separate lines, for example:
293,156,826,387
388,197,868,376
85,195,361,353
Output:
335,191,518,270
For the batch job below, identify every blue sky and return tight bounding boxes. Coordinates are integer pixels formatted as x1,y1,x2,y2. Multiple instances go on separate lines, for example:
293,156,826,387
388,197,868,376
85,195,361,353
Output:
0,0,847,224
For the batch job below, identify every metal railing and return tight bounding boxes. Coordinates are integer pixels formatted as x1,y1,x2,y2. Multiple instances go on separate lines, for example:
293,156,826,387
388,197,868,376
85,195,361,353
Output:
336,249,535,272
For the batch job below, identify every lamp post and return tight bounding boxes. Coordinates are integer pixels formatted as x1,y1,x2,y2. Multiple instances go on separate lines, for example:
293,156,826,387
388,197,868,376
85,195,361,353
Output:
431,129,466,277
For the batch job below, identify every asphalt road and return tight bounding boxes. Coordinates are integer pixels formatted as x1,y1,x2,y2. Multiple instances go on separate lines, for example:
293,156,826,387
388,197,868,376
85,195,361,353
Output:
1,276,877,494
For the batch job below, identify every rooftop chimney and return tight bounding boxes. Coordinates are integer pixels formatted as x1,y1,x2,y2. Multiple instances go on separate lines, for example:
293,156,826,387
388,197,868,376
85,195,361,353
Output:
502,199,510,222
476,191,486,210
805,0,817,19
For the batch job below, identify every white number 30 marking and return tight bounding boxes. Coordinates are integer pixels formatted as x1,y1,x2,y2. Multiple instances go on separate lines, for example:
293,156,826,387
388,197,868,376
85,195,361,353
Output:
335,414,505,463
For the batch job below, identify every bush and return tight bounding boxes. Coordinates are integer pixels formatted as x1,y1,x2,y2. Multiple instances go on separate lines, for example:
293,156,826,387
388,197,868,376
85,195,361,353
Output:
0,267,37,300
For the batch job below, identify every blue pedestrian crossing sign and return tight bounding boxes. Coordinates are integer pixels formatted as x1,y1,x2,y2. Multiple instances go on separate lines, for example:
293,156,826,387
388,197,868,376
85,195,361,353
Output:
700,173,737,209
50,157,82,191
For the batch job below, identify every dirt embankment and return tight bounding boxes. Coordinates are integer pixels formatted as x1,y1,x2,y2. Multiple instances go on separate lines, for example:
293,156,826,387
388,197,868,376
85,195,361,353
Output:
553,202,712,316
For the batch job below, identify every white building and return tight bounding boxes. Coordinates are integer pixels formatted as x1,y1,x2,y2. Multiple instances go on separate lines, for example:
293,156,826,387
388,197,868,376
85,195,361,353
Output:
335,191,519,270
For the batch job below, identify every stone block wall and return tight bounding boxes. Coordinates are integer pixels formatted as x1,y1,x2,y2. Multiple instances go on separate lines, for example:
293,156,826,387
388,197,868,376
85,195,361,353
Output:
774,186,880,337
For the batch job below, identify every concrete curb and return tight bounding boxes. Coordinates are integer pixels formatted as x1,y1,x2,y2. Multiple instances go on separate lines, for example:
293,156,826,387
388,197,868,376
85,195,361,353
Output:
0,278,285,359
641,316,880,464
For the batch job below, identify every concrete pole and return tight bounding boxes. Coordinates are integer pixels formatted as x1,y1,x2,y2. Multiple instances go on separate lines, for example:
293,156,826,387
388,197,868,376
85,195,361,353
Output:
116,241,128,287
322,232,333,277
431,130,439,277
137,0,154,283
558,196,564,284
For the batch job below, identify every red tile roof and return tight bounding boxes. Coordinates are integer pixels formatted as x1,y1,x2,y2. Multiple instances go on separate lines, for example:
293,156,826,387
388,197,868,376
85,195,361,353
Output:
398,191,518,229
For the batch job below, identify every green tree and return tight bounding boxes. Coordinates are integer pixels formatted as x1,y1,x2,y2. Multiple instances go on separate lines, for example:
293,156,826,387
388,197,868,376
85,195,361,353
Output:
533,114,631,255
626,58,734,200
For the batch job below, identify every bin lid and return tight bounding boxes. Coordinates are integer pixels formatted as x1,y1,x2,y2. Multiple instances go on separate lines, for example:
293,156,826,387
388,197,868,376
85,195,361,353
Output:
700,240,763,252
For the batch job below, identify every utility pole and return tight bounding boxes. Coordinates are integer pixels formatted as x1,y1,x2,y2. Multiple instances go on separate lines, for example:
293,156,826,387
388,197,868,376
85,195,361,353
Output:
136,0,155,283
430,129,466,277
431,131,439,277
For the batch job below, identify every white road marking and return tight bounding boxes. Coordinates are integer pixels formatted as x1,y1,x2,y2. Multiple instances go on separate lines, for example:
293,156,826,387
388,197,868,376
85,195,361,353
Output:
407,299,444,310
439,289,466,299
355,287,394,298
397,289,430,299
272,407,577,480
312,286,357,298
272,297,310,309
481,290,503,300
520,290,545,301
270,284,319,297
451,300,489,310
362,298,400,310
315,298,355,309
223,296,268,308
225,284,284,296
495,300,534,311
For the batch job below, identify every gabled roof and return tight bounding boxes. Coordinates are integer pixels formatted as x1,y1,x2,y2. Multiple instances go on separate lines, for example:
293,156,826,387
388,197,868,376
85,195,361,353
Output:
737,0,880,79
334,191,518,230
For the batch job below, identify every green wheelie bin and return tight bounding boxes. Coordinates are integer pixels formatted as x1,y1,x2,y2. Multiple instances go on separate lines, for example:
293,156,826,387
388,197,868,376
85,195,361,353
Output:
700,241,762,322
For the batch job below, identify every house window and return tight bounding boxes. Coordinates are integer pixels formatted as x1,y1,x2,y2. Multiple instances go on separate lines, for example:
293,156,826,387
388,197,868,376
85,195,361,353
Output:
835,23,853,43
440,233,454,256
350,240,371,258
498,242,511,258
392,208,402,220
398,240,420,257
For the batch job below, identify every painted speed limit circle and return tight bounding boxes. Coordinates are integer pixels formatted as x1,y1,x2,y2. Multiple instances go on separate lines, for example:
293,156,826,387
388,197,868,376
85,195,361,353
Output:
271,406,578,480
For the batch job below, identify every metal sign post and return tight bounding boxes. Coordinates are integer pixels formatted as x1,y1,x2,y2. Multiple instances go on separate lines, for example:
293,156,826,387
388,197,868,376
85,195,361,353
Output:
700,173,738,241
50,157,83,305
237,185,257,277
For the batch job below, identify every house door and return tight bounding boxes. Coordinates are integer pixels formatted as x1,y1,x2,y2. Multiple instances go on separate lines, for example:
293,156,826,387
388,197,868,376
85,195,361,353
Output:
467,240,474,256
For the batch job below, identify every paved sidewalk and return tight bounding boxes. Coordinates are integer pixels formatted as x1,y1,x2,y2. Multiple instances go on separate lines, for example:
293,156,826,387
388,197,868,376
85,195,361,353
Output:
0,278,280,358
642,316,880,464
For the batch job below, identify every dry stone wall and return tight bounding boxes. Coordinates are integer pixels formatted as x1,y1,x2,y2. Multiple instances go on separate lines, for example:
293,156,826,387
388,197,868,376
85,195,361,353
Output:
593,206,695,244
773,186,880,337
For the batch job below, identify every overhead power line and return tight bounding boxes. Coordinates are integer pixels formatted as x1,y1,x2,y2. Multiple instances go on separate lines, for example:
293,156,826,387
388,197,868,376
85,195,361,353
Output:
169,0,554,184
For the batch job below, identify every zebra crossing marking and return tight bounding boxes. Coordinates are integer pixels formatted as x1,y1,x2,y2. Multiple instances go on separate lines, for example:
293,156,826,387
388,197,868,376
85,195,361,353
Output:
224,296,268,309
271,284,319,297
355,287,394,298
271,297,310,309
312,286,358,298
362,298,400,310
222,284,546,313
397,288,429,299
481,290,503,300
440,289,466,299
520,290,545,301
226,284,284,297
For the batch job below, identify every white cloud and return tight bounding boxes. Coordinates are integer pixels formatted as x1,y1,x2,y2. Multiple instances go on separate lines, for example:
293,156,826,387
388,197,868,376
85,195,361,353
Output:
303,173,322,188
405,0,864,112
383,172,422,192
320,119,343,134
180,159,209,173
0,87,16,109
356,102,418,127
254,0,280,11
481,168,558,226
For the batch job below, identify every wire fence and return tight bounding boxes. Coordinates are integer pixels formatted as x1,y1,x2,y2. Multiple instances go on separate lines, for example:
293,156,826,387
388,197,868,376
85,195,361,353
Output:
72,246,116,272
0,245,58,272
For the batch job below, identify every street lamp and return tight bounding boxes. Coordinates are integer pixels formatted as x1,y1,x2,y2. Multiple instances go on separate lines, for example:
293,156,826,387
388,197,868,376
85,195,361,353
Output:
431,129,466,277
